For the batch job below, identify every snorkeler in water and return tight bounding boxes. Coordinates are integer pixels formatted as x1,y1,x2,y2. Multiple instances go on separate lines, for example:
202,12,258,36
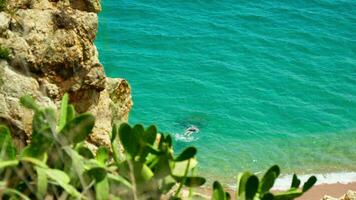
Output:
183,125,199,136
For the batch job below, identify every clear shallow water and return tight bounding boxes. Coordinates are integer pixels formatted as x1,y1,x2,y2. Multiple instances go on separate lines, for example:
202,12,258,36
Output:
96,0,356,184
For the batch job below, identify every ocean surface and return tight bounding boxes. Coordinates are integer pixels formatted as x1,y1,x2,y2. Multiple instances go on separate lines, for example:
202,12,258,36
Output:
96,0,356,185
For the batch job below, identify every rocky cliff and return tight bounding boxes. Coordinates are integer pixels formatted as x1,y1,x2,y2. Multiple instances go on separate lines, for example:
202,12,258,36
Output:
0,0,132,149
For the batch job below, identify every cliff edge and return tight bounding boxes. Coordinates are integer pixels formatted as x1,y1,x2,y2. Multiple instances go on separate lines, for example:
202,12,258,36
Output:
0,0,132,149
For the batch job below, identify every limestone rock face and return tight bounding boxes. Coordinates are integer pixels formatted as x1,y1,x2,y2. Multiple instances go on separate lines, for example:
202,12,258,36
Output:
0,0,132,148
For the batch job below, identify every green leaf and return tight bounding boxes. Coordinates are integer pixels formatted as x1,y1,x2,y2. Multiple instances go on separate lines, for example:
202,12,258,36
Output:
0,125,17,160
132,124,146,157
107,173,132,189
95,176,109,200
32,111,47,135
22,127,54,158
63,147,85,170
119,123,139,158
111,123,124,165
172,175,206,187
144,125,157,145
30,108,57,147
20,156,48,168
212,181,225,200
291,174,301,189
0,160,19,169
153,155,171,179
86,167,107,182
43,108,57,130
141,164,154,181
2,188,31,200
132,124,145,141
45,168,81,198
237,172,252,200
63,146,86,179
45,168,70,183
66,105,76,121
111,123,119,143
137,125,158,162
75,144,94,159
96,147,109,165
84,159,107,182
182,176,206,187
165,135,172,147
245,175,258,200
174,147,197,161
35,166,48,199
225,192,231,200
259,165,280,193
261,193,274,200
59,113,95,145
274,176,316,200
145,144,162,155
20,95,39,111
273,189,302,200
58,93,69,131
302,176,317,192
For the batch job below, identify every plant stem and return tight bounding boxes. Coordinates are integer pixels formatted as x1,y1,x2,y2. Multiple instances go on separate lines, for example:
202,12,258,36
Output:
128,159,138,200
112,140,122,165
188,167,196,198
174,159,191,198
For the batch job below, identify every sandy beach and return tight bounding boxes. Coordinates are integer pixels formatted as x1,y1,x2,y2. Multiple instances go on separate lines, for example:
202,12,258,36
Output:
297,182,356,200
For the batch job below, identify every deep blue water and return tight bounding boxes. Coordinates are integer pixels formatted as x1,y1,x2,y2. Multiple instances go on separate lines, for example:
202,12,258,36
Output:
96,0,356,183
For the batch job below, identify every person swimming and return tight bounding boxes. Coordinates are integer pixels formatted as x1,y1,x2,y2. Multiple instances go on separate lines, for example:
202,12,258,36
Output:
183,125,199,136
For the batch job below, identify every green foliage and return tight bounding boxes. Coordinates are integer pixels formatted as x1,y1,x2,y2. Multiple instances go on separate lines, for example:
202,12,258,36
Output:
212,181,230,200
59,113,95,145
0,0,6,12
212,165,317,200
0,94,205,199
232,165,316,200
0,45,10,60
115,123,205,199
0,126,16,160
0,94,316,199
58,93,69,130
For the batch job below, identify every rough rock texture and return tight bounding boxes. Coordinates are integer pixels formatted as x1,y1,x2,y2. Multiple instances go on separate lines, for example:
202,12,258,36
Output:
323,190,356,200
0,0,132,148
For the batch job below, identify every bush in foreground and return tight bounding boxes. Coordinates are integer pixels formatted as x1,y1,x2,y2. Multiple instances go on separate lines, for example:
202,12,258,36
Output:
0,45,10,60
0,94,316,199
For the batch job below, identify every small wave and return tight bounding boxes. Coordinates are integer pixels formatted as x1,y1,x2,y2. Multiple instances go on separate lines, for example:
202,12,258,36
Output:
227,172,356,191
273,172,356,190
174,133,199,143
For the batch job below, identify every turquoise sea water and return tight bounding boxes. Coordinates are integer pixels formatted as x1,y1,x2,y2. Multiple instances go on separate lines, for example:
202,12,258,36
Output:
96,0,356,184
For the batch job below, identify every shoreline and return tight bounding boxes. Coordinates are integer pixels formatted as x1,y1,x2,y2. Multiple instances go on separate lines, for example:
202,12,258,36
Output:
203,171,356,190
192,182,356,199
273,172,356,190
191,172,356,199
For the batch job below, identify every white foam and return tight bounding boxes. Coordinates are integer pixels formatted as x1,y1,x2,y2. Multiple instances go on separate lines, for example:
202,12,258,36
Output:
174,133,199,142
273,172,356,190
227,172,356,191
